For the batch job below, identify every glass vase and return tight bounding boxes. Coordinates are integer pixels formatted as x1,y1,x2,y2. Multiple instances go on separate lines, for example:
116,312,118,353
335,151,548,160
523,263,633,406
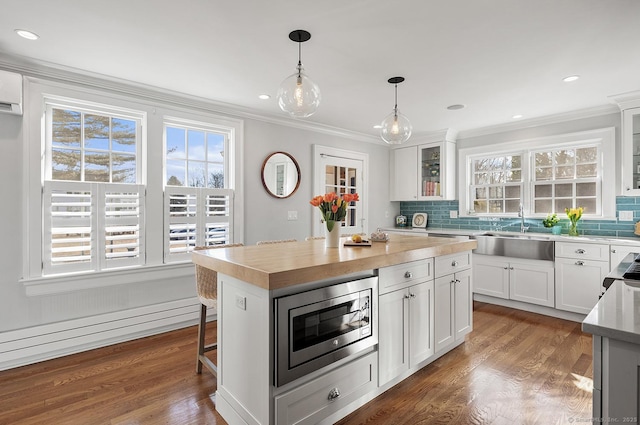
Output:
568,221,579,236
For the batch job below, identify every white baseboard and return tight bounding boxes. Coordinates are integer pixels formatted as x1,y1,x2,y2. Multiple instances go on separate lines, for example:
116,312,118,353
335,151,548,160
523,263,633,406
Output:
0,297,216,371
473,293,586,322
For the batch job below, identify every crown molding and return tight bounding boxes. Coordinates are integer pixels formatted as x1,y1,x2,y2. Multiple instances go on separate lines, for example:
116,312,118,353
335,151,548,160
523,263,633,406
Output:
456,104,620,140
609,90,640,110
0,53,380,144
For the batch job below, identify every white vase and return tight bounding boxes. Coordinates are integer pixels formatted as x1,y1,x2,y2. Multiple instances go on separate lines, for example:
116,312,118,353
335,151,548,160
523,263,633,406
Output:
324,222,341,248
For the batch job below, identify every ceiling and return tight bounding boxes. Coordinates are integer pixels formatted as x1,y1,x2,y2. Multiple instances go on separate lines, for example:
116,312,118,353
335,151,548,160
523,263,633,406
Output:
1,0,639,140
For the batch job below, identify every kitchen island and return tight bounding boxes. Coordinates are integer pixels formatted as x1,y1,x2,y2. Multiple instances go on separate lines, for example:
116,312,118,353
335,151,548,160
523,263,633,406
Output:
583,262,640,425
192,233,476,425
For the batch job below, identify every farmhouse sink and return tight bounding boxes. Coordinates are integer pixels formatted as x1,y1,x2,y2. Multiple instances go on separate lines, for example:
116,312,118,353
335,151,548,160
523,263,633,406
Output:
472,232,554,261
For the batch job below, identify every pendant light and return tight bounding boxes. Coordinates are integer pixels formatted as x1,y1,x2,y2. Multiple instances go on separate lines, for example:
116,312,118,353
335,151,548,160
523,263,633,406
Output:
277,30,321,118
380,77,412,145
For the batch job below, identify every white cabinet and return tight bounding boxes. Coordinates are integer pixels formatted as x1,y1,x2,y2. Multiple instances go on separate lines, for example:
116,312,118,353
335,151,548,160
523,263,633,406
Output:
610,244,640,270
434,252,472,353
620,106,640,195
378,259,434,386
473,254,555,307
275,352,377,425
435,268,472,353
555,242,609,314
390,139,456,201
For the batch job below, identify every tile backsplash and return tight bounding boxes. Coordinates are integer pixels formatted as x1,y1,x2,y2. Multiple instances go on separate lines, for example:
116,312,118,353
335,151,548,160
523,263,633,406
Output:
399,197,640,239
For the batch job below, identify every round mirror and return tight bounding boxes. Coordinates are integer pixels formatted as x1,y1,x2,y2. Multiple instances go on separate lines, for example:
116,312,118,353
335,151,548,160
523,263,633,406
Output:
261,152,301,198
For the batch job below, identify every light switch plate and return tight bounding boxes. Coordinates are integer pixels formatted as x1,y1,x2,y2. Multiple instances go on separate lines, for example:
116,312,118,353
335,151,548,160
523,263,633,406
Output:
619,210,634,221
287,210,298,221
235,295,246,310
449,210,458,219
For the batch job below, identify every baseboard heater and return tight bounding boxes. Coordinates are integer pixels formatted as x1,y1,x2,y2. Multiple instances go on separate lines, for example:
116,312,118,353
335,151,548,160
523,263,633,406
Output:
0,298,213,371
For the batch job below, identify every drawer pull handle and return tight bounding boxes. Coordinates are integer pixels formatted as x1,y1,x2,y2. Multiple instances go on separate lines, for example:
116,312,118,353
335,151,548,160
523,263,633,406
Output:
328,388,341,401
576,260,584,266
452,260,459,267
404,271,413,279
576,249,585,254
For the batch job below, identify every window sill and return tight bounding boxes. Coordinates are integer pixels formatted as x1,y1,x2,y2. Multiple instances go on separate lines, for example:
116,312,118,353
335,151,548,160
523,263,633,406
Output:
21,262,194,296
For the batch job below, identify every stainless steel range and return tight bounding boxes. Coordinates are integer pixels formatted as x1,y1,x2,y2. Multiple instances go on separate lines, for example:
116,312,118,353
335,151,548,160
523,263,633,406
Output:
274,275,378,387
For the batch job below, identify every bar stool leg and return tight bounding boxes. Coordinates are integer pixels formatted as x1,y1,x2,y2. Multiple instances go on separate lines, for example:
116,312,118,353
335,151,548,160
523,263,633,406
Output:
196,303,207,374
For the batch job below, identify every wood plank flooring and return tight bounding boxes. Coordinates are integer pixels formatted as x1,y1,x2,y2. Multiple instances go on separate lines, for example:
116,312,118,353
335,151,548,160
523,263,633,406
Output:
0,302,593,425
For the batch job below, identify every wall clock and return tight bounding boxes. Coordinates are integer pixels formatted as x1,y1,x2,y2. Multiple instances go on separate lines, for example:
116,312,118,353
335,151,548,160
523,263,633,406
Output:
412,213,428,228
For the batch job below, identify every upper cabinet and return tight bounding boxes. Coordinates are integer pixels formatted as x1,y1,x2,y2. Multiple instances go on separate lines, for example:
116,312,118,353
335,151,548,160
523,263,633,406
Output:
623,108,640,195
390,131,457,201
610,91,640,196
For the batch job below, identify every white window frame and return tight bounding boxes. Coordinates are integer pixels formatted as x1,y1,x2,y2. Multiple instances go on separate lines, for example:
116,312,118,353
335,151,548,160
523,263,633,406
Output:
163,116,238,263
21,78,244,294
458,127,616,219
40,96,146,276
468,152,525,215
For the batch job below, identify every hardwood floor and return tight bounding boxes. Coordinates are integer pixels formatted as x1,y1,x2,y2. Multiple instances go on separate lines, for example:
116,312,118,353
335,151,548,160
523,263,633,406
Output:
0,302,593,425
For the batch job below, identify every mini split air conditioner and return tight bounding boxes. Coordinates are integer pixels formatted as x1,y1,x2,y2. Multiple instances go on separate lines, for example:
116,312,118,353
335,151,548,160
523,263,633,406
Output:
0,69,23,115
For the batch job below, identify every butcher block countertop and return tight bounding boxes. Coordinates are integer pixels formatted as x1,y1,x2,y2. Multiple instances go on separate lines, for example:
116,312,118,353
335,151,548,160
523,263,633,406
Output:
191,234,477,291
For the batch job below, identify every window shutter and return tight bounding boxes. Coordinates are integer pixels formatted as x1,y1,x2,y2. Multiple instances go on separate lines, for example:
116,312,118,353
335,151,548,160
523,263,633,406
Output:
101,184,145,269
163,187,234,263
43,181,97,275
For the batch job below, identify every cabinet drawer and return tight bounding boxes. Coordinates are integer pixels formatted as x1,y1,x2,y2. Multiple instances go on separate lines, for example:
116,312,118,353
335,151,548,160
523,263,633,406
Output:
275,352,377,425
555,242,609,261
378,259,433,294
435,251,471,278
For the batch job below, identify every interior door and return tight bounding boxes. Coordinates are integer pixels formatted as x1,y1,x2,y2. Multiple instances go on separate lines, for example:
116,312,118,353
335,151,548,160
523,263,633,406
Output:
314,146,367,236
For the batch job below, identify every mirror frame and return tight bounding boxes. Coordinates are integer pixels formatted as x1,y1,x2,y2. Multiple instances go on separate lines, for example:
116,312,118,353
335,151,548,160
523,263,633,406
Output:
261,151,301,199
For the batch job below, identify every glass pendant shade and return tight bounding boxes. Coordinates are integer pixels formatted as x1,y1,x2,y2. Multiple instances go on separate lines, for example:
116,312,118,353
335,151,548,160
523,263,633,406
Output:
277,64,321,118
380,108,412,145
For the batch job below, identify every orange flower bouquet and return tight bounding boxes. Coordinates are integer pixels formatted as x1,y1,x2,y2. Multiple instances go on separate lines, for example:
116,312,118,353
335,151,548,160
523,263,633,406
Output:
310,192,360,232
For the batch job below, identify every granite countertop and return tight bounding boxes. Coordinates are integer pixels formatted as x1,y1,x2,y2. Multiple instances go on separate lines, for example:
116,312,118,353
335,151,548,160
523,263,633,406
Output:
191,233,476,291
383,227,640,246
583,279,640,344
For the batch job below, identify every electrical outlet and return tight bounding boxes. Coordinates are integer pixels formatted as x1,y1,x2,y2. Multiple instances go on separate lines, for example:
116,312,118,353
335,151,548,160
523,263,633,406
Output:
449,210,458,219
235,295,246,310
287,210,298,221
619,210,634,221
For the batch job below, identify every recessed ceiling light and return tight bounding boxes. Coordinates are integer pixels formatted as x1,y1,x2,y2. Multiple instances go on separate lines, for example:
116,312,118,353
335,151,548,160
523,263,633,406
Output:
563,75,580,82
512,114,523,119
373,124,382,129
446,104,465,110
15,29,39,40
258,94,271,100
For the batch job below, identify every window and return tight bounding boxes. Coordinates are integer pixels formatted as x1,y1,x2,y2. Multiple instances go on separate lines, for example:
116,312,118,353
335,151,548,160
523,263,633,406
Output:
470,154,523,214
532,146,599,214
163,118,235,262
459,128,615,219
42,101,145,275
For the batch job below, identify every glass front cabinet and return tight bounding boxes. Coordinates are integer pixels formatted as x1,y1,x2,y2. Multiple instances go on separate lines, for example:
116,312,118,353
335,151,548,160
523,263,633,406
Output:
611,92,640,196
390,137,456,201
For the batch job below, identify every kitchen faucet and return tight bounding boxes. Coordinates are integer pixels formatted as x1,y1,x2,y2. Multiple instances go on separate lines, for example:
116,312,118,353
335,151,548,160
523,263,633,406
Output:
518,203,529,233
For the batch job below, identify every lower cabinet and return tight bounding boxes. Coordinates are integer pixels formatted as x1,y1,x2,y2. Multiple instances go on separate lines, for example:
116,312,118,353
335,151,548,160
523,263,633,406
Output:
435,268,472,353
555,257,608,314
274,352,377,425
378,280,434,386
473,255,555,307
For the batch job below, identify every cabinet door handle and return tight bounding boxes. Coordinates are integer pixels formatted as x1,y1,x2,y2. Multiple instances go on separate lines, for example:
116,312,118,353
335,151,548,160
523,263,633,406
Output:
404,294,411,299
409,293,416,298
503,266,509,270
452,260,459,267
611,249,617,253
575,260,584,266
404,271,413,279
509,266,514,270
455,279,461,284
328,387,341,401
575,249,585,254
